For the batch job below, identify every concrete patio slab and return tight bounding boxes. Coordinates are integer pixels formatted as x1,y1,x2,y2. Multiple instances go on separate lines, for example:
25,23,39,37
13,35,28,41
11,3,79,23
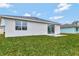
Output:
47,34,67,37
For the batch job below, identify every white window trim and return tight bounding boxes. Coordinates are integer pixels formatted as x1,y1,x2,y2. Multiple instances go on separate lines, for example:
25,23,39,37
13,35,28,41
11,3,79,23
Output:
15,20,27,30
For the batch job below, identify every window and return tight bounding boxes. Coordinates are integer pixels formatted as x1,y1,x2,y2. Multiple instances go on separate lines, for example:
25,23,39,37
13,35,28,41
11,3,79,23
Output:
16,21,21,30
22,21,27,30
15,20,27,30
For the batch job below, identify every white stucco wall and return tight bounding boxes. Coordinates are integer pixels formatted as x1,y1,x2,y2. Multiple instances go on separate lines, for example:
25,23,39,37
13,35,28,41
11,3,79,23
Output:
5,19,48,37
54,25,60,34
0,18,5,34
1,19,5,26
0,27,4,34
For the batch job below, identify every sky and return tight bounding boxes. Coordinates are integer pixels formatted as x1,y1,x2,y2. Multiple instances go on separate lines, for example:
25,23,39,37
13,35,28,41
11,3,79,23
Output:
0,3,79,24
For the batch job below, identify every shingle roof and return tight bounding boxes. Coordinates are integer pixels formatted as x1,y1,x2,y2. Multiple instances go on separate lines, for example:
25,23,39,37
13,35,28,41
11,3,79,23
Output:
0,15,60,25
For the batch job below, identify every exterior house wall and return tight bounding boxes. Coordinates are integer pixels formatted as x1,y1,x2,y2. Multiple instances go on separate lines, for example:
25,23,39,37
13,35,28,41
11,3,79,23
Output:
5,19,48,37
0,26,4,34
1,18,5,26
54,25,60,34
0,19,5,34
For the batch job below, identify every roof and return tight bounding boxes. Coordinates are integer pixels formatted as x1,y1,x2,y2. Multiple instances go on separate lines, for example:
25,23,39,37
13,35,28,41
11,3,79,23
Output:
0,15,60,25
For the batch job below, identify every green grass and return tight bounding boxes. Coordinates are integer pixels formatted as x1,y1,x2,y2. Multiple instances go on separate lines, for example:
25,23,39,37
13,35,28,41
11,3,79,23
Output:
0,34,79,56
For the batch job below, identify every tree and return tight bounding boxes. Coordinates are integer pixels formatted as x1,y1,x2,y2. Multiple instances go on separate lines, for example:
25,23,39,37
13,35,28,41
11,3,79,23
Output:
72,21,79,32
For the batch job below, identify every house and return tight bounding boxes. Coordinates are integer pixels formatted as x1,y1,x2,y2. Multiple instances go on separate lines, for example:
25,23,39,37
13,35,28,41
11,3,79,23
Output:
0,15,60,37
60,21,79,33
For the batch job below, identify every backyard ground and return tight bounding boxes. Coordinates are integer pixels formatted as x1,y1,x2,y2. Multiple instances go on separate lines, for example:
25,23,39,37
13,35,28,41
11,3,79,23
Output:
0,34,79,56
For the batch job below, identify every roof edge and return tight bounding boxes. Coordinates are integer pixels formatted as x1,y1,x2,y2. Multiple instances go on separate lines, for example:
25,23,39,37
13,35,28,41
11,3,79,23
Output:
0,15,60,25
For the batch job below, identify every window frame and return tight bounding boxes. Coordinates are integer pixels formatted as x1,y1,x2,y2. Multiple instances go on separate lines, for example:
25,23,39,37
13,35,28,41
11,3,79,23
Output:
15,20,27,30
22,21,27,30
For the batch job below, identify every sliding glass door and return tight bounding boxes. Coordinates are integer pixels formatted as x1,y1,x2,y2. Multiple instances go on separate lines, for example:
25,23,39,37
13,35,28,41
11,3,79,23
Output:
48,25,54,34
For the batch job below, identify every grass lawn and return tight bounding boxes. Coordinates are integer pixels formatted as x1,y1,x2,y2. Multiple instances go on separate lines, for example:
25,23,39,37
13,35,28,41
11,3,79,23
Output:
0,34,79,56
